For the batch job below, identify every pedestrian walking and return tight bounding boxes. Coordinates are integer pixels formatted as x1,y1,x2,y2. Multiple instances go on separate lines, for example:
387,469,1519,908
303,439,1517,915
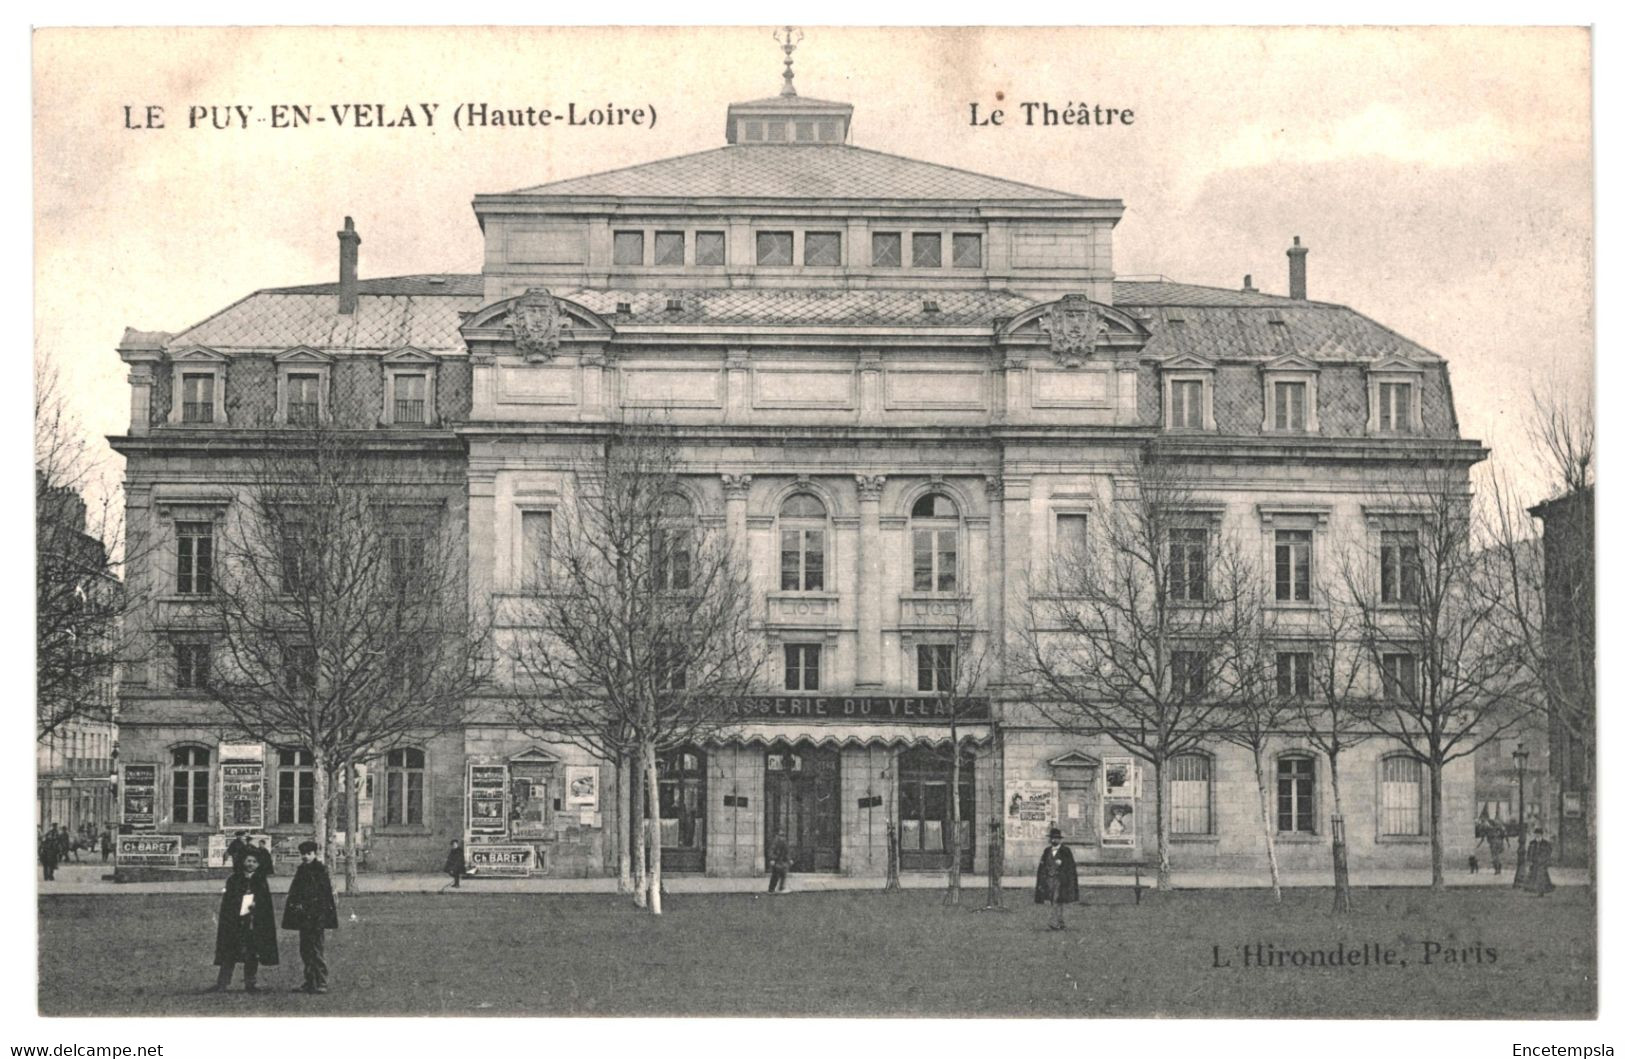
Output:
226,831,250,872
39,825,61,881
766,833,791,894
57,824,75,864
1487,820,1507,875
100,826,113,863
1523,826,1556,895
1034,827,1079,930
283,841,338,994
209,850,279,992
254,838,275,877
443,839,466,889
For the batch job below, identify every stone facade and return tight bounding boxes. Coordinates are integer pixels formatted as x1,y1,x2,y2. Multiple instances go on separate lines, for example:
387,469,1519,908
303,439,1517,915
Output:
110,77,1488,881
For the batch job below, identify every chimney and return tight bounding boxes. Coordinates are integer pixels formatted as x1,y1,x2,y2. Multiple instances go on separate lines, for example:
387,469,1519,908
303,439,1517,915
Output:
337,216,361,315
1287,236,1308,300
1241,274,1256,293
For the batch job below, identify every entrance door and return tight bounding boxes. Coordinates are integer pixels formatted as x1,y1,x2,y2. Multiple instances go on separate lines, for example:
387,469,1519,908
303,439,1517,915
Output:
657,748,706,873
898,746,976,872
764,744,840,872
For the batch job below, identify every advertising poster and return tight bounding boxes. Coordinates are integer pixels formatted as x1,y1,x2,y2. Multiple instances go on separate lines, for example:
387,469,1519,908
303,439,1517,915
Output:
219,762,266,830
116,833,182,865
121,763,157,830
1103,758,1138,798
565,765,599,811
1004,780,1058,842
468,844,535,877
1102,800,1137,847
468,764,509,836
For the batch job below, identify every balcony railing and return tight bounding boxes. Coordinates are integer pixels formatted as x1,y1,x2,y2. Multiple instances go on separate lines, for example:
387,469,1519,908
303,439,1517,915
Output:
288,401,320,425
394,399,426,424
182,401,214,424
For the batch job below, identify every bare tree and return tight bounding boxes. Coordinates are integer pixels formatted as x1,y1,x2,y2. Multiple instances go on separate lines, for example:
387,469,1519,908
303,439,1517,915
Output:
36,355,133,741
509,420,766,914
1345,469,1538,890
200,428,492,889
1526,384,1593,495
1021,450,1253,891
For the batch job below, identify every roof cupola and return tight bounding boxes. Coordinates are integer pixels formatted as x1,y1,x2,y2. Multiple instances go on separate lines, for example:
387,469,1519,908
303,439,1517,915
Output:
725,27,853,145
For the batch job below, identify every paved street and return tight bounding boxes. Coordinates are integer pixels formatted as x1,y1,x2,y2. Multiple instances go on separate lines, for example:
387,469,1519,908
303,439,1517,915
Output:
39,884,1594,1017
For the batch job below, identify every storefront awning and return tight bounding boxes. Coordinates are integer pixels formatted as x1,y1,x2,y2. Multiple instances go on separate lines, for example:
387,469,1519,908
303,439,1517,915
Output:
702,723,990,748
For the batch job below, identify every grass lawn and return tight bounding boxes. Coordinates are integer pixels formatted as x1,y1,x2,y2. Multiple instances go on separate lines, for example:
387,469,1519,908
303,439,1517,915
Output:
39,885,1594,1018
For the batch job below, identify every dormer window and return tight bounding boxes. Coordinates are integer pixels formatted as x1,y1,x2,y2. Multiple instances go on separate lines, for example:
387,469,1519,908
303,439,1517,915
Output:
381,349,438,427
275,348,333,427
181,373,215,423
1261,357,1320,434
394,374,427,424
1160,356,1218,432
167,348,228,426
287,375,320,424
1377,382,1414,432
1366,359,1425,435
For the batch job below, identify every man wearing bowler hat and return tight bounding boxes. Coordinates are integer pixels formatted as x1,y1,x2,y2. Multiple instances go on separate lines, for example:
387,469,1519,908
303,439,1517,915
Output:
1034,826,1080,930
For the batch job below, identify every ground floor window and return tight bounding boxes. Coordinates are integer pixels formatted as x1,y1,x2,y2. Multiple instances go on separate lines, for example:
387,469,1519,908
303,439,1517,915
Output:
897,746,974,871
1170,753,1213,835
1379,754,1424,836
1277,754,1315,834
384,748,425,827
277,748,316,825
171,746,210,825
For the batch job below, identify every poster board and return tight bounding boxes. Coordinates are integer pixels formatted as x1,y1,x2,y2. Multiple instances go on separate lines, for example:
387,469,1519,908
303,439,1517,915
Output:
117,833,182,865
565,765,599,811
1004,780,1058,841
219,762,266,830
1102,800,1137,847
120,763,157,830
468,763,510,838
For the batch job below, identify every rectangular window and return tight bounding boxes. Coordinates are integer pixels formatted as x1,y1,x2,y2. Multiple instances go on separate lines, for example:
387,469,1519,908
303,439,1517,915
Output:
871,232,902,267
1380,530,1421,604
280,520,312,594
951,233,983,268
1276,651,1311,698
756,231,793,266
176,521,214,595
818,121,838,141
1170,379,1205,429
393,373,427,424
612,231,645,266
1274,529,1312,602
385,748,426,827
654,648,687,692
175,643,211,689
1170,754,1212,835
287,373,321,425
784,644,822,692
1273,381,1307,431
766,120,786,142
743,121,763,142
779,528,825,592
695,231,726,266
1055,513,1088,573
1378,381,1414,432
1168,527,1207,602
277,749,316,826
911,232,942,268
653,231,685,266
521,510,552,592
917,644,955,693
795,120,815,141
172,747,210,825
656,529,692,591
1171,650,1208,698
803,231,842,266
181,373,215,423
388,530,426,594
1381,652,1419,701
284,645,317,694
912,529,957,593
1380,756,1424,836
1277,757,1315,833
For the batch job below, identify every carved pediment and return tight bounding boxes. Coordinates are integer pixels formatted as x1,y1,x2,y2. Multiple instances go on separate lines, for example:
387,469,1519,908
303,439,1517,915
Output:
461,292,613,357
169,345,226,363
1261,352,1319,373
382,346,438,365
274,346,335,365
1158,352,1217,372
998,296,1148,366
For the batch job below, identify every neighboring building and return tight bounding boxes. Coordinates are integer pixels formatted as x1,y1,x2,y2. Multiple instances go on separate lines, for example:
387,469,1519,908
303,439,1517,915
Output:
110,62,1488,878
36,479,120,835
1530,486,1594,866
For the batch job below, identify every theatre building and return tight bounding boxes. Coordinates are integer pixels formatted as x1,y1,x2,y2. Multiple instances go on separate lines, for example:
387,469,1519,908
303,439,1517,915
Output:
110,63,1486,879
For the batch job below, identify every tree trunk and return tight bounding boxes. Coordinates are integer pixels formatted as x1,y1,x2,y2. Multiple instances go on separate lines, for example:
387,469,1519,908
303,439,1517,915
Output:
944,740,962,906
643,739,663,915
1251,745,1283,904
313,754,333,871
630,758,647,908
343,758,360,894
616,749,633,895
1329,753,1353,914
1154,758,1173,892
981,817,1006,910
883,751,901,892
1428,758,1446,890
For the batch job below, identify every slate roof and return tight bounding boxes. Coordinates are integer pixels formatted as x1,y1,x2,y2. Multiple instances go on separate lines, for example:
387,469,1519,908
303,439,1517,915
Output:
159,274,1439,363
503,145,1102,202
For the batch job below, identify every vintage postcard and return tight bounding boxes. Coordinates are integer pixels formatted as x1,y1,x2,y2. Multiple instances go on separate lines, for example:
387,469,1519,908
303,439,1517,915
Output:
28,23,1596,1051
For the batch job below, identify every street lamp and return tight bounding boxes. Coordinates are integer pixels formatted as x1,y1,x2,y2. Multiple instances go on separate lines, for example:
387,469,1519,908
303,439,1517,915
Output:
1512,742,1529,886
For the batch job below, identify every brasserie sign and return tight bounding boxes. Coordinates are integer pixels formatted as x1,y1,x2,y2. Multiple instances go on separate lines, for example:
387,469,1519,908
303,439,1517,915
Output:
734,696,990,722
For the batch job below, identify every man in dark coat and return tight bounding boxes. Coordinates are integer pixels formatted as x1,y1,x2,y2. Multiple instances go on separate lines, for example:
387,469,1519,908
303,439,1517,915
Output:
767,833,791,894
283,840,338,993
254,838,275,877
226,831,250,872
1034,827,1080,930
444,839,466,889
39,825,60,881
100,826,114,863
209,850,279,992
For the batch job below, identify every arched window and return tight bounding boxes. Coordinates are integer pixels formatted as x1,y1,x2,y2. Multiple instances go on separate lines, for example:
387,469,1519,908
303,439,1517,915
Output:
779,492,827,592
910,492,959,593
656,493,693,591
171,746,211,825
384,747,426,827
277,748,316,825
1276,754,1316,834
1379,754,1425,836
1170,753,1213,835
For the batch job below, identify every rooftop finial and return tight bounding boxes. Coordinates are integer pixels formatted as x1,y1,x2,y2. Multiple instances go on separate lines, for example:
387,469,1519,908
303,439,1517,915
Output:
774,25,803,97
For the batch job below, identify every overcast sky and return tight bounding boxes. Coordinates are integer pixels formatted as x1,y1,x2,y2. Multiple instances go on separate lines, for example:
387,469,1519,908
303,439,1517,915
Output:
33,25,1592,504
